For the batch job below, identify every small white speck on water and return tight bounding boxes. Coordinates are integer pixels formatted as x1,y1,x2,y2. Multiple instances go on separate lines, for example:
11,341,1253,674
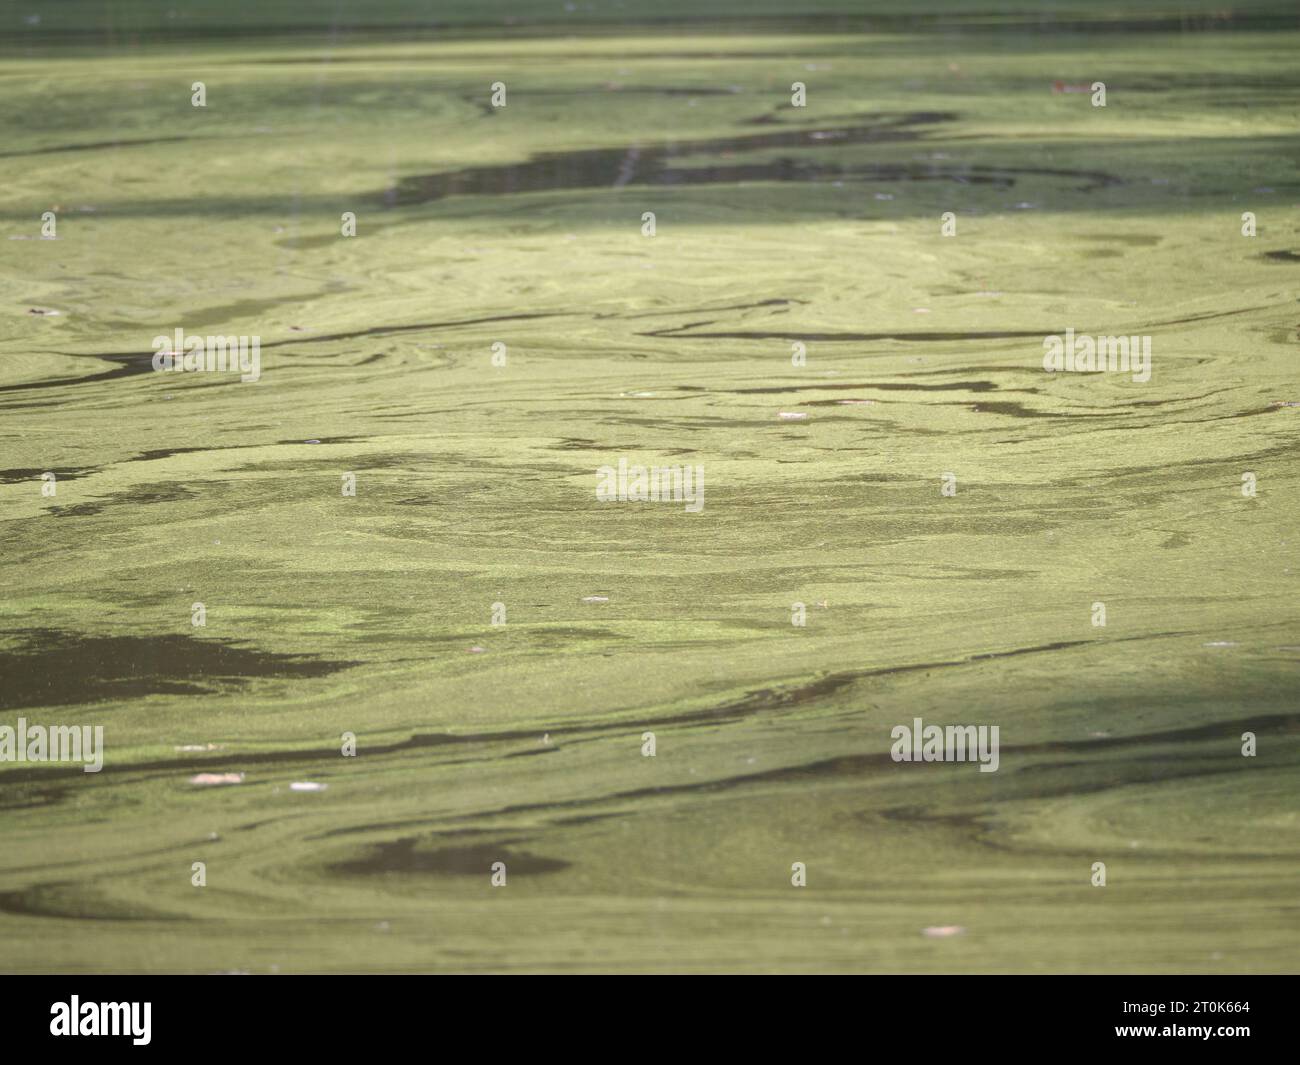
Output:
1203,641,1237,648
189,772,244,786
836,399,873,405
922,925,965,938
289,781,327,792
874,192,894,200
777,411,808,420
305,439,321,444
913,307,931,313
542,733,551,745
176,743,223,752
622,391,655,397
467,645,486,653
581,595,609,603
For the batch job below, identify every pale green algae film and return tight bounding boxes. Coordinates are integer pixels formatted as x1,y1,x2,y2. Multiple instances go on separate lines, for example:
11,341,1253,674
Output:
0,2,1297,972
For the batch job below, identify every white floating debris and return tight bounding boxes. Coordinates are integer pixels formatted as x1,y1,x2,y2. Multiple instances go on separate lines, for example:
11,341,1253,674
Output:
289,781,327,792
466,645,486,653
777,411,809,421
1203,641,1238,648
189,773,244,786
27,307,61,316
175,743,223,752
581,595,610,603
835,399,874,405
922,925,966,938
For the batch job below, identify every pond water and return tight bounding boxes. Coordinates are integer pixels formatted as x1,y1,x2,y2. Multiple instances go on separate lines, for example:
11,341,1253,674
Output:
0,1,1297,973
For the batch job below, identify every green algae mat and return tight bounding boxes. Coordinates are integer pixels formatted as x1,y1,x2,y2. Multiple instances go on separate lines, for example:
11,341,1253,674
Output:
1,1,1298,973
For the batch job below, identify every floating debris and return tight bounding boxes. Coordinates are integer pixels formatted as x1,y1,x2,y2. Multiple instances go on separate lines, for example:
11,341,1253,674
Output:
190,772,244,786
289,781,327,792
777,411,809,421
175,743,223,752
922,925,966,938
835,399,874,405
1203,641,1238,648
27,307,60,316
467,645,486,653
581,595,610,603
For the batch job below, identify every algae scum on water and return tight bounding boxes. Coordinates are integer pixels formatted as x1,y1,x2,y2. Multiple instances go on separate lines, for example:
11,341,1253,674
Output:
0,1,1298,973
